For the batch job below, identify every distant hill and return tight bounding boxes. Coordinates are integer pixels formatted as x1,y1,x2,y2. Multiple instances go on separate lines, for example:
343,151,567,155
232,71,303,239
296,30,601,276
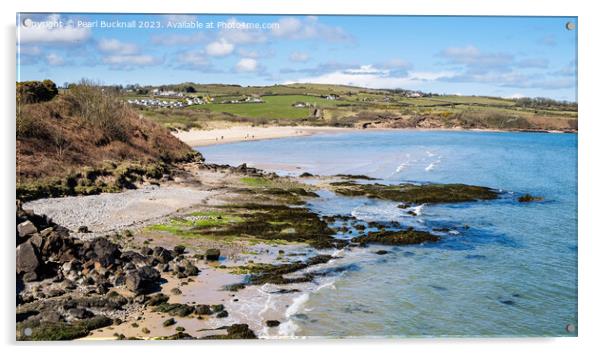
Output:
120,82,577,132
16,80,201,201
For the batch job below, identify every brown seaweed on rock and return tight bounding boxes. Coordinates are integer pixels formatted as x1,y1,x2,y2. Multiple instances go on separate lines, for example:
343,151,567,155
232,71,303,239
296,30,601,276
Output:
225,254,334,290
352,229,440,246
331,182,499,204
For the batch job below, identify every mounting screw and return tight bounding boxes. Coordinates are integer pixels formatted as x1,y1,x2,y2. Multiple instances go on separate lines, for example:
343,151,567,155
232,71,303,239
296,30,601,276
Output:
566,21,576,31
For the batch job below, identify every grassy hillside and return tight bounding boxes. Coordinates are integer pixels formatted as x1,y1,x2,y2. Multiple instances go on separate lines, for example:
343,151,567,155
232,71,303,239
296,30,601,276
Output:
17,81,201,201
124,83,577,132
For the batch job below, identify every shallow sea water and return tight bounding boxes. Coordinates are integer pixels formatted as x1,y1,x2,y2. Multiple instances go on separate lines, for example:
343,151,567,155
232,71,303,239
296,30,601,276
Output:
198,130,577,337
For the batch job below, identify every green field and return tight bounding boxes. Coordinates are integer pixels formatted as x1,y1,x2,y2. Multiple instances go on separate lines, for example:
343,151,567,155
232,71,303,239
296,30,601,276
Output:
124,83,577,132
191,95,354,120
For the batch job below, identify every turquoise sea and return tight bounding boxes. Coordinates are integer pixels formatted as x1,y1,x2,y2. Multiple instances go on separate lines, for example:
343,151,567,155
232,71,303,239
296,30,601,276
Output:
198,130,577,337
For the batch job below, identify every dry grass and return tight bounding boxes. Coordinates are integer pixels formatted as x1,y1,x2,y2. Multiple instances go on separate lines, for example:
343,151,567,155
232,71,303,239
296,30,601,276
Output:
17,81,198,184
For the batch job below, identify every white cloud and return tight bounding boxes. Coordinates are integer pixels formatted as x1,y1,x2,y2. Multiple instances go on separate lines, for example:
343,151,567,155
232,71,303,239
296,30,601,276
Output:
218,18,268,44
235,58,258,72
272,16,352,42
17,46,41,55
103,55,161,66
382,59,413,70
161,14,198,23
178,51,209,68
98,38,138,54
237,48,260,58
343,65,385,75
289,51,310,62
284,64,455,89
19,14,91,44
440,45,514,69
205,39,234,57
505,93,526,99
46,53,65,66
151,33,206,46
272,17,303,38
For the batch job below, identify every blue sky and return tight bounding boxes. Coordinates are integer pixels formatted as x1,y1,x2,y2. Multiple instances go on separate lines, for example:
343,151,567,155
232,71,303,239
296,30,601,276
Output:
17,13,577,101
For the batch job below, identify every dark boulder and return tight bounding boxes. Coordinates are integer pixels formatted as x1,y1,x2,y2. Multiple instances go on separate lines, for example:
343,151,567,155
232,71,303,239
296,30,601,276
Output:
205,249,221,261
147,293,169,306
173,245,186,255
77,226,90,233
266,320,280,327
67,307,94,320
125,266,161,294
518,194,544,203
16,241,41,280
184,263,199,277
153,247,174,264
163,318,176,327
194,304,212,315
120,251,148,267
40,231,67,259
91,238,121,267
225,324,257,339
210,304,224,313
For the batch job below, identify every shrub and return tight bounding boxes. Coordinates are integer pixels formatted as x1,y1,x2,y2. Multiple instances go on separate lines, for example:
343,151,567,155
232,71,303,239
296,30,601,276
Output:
16,111,48,139
63,80,130,144
16,80,58,104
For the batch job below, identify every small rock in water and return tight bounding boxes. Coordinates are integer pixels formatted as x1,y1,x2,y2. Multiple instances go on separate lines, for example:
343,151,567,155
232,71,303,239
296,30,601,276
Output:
429,284,447,291
205,248,221,261
77,226,90,233
375,250,388,255
465,254,486,260
266,320,280,327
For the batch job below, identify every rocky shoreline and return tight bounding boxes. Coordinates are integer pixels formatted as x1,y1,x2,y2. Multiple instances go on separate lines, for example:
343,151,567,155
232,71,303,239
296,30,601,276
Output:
17,160,523,341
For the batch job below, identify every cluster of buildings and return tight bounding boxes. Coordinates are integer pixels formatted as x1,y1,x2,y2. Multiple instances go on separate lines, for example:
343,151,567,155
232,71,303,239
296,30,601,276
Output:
220,96,263,104
127,98,187,108
151,89,185,97
292,101,315,108
127,96,209,108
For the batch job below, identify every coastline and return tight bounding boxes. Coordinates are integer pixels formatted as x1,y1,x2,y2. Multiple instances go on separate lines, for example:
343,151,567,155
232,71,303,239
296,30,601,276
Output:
18,166,342,340
172,125,353,147
16,131,578,340
173,125,574,148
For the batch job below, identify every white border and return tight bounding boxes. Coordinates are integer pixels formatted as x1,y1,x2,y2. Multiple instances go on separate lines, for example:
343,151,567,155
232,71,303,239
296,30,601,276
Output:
2,1,601,353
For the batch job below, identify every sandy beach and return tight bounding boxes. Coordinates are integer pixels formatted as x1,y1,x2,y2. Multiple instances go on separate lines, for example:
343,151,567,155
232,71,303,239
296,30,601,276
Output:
173,125,355,147
173,125,565,149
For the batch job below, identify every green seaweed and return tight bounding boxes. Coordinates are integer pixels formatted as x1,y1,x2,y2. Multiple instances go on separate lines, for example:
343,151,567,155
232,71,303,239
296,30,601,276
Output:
17,316,112,341
147,203,337,248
